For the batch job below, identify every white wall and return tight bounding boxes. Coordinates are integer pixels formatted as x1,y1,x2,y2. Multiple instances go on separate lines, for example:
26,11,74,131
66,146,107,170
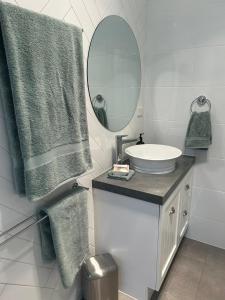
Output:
144,0,225,249
0,1,147,299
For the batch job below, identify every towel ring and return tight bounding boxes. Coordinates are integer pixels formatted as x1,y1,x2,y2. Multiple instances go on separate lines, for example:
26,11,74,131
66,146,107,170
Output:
92,94,107,111
190,95,211,113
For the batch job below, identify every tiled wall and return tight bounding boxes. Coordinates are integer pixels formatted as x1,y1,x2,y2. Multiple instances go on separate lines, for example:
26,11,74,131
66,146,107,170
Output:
0,1,147,299
143,0,225,249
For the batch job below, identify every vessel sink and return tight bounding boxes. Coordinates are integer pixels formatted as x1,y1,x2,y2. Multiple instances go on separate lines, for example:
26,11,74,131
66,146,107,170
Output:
125,144,182,174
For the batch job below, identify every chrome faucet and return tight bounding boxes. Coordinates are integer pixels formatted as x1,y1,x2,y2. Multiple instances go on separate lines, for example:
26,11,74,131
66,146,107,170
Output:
116,134,137,163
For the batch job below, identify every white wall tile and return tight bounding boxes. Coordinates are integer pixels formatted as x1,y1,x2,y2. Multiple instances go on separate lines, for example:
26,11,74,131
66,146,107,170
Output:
187,215,225,250
194,157,225,192
191,187,225,224
0,148,13,183
0,258,51,286
0,178,33,216
0,204,27,232
70,0,95,40
144,0,225,248
193,46,225,87
0,237,54,269
42,0,71,20
63,8,81,27
16,0,49,12
0,285,52,300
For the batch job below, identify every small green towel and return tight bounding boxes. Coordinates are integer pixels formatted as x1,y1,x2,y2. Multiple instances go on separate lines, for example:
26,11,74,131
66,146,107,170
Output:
108,169,135,181
93,106,108,128
0,3,92,200
185,111,212,149
38,188,89,288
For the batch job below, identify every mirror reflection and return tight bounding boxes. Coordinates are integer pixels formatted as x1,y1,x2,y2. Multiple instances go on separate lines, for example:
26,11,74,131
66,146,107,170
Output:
87,15,141,132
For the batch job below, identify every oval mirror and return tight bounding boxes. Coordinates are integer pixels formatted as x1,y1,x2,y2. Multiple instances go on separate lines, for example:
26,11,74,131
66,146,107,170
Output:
87,15,141,132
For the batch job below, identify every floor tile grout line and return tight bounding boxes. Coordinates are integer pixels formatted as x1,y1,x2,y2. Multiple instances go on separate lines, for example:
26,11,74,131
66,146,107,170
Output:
0,284,6,297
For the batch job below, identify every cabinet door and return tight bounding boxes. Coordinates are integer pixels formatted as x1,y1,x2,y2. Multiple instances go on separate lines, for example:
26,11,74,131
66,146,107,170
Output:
178,173,192,241
158,192,179,281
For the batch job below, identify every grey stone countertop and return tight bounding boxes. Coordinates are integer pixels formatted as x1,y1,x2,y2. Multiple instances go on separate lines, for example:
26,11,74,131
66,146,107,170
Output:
92,155,195,205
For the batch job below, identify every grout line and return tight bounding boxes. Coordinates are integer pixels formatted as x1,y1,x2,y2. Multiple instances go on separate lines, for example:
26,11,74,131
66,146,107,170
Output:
81,0,96,28
148,43,225,57
190,213,225,227
0,175,12,185
0,282,55,290
193,185,225,195
193,184,225,193
39,0,50,13
0,144,10,154
0,257,54,270
141,84,225,88
70,5,89,42
0,202,32,219
62,6,72,21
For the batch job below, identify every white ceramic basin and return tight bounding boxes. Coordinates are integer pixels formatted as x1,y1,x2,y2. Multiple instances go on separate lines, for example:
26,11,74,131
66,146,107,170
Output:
125,144,182,174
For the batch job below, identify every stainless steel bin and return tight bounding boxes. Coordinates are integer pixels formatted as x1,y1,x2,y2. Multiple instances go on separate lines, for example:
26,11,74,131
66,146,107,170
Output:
82,253,118,300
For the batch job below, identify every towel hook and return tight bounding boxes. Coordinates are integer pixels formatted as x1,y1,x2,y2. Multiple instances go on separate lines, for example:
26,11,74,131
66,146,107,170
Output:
190,95,211,113
72,180,89,190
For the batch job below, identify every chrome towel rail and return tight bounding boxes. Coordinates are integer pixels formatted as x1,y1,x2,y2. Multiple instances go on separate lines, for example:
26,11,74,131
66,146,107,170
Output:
0,180,89,248
0,215,48,248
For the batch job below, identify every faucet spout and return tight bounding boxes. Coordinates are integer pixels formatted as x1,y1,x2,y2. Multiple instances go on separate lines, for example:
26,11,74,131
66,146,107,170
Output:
116,135,137,163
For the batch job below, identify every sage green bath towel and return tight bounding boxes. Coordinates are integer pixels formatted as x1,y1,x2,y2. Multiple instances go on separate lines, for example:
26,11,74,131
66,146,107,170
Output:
38,188,89,288
0,3,92,200
185,111,212,149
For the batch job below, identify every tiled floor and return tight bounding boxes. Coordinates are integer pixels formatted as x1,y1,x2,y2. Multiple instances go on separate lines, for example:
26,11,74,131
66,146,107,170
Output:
159,238,225,300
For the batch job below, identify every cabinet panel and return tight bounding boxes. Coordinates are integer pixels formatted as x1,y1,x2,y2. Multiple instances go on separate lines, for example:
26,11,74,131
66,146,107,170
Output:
159,192,179,280
178,173,192,241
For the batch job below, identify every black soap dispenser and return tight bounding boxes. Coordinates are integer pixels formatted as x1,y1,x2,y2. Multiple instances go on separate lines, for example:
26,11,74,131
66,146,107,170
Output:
136,133,144,145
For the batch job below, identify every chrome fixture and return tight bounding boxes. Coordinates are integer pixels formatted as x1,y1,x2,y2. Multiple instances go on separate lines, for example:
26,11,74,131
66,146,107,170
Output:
0,180,89,248
183,210,188,217
190,95,211,113
116,134,137,163
185,184,190,191
169,206,176,215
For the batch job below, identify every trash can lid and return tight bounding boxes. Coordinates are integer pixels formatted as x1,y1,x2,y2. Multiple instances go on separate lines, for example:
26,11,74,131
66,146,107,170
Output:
83,253,118,279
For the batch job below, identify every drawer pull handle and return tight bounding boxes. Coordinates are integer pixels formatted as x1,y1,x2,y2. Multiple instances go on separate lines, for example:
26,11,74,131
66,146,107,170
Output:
169,207,176,215
183,210,188,217
185,184,190,191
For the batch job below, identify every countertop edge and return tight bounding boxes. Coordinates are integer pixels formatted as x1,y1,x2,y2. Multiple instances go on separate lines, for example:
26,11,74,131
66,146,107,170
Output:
92,180,163,205
92,155,195,206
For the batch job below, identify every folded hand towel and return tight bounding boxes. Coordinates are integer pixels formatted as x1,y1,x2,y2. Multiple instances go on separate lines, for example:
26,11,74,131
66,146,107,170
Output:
93,106,108,128
0,3,92,200
185,111,212,149
38,188,89,288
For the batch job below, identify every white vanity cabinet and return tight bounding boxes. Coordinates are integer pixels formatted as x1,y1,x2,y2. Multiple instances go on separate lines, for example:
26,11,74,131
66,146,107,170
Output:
157,171,192,289
93,164,193,300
